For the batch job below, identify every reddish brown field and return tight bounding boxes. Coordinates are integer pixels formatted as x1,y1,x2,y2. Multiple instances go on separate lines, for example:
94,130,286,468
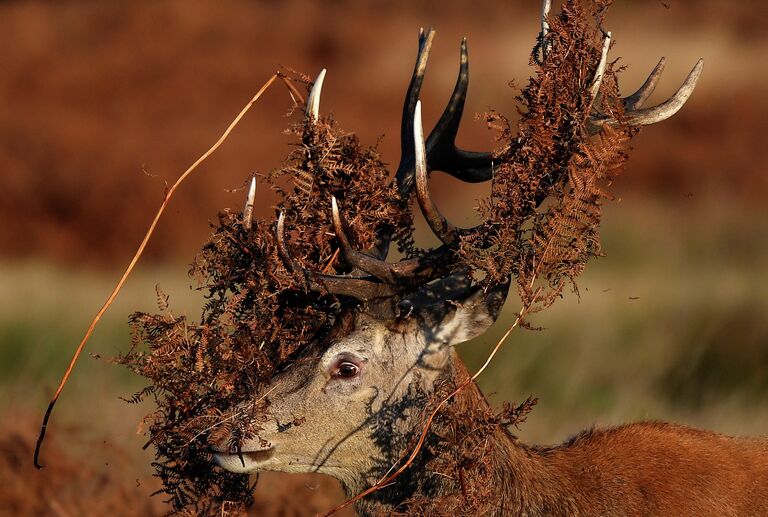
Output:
1,0,765,265
1,414,353,516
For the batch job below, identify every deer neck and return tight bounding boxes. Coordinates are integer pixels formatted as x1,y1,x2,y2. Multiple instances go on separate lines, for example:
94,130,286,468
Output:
348,350,578,517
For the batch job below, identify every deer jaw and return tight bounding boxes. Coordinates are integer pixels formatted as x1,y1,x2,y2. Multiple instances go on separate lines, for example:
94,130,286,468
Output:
212,312,453,488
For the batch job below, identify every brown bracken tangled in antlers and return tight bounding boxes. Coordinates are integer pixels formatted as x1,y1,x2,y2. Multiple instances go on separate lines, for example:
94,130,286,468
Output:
119,115,410,513
119,0,702,513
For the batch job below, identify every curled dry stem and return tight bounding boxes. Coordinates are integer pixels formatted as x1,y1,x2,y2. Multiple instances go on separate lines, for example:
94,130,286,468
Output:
34,72,291,469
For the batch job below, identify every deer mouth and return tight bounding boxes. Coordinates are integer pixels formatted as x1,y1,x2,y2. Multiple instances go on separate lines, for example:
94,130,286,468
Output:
212,446,276,473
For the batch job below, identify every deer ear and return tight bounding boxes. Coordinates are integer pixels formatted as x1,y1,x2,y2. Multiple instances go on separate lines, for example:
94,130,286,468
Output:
414,283,509,348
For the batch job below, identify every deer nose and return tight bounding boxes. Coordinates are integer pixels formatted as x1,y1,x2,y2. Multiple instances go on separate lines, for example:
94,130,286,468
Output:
208,435,275,455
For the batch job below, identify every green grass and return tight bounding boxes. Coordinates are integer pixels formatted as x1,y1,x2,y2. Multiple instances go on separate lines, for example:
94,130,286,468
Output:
0,260,205,472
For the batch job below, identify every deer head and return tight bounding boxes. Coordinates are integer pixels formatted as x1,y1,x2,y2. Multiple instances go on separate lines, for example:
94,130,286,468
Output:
210,4,702,510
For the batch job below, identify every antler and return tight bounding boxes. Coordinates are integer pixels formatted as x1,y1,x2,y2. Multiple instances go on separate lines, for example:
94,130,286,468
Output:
242,177,256,230
276,212,397,301
369,30,493,260
414,101,462,247
393,31,494,197
586,32,704,133
274,98,470,303
271,3,703,305
306,68,326,122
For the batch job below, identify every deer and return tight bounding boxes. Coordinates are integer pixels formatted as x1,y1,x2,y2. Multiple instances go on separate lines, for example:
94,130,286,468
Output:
210,3,768,516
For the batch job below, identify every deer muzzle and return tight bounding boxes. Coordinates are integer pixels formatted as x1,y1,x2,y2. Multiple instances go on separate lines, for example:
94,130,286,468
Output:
212,443,276,474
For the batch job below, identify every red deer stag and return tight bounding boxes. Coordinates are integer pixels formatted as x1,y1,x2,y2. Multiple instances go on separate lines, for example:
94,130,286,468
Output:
211,3,768,516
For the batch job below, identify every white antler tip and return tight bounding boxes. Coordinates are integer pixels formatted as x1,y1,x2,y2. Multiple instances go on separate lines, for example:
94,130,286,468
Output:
306,68,327,122
243,177,257,229
413,101,427,177
413,101,424,145
590,31,612,102
330,196,347,244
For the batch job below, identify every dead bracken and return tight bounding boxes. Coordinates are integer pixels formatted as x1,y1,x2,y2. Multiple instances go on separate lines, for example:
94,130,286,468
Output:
118,1,681,513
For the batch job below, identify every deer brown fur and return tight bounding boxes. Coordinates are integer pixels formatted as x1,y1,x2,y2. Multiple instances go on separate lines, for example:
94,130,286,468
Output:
404,355,768,517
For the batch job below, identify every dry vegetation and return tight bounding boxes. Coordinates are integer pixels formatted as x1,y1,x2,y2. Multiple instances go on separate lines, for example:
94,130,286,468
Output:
0,415,162,517
115,1,644,512
118,114,412,512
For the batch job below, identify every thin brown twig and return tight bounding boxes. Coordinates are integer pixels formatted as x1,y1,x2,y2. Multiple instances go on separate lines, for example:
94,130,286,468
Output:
34,73,283,469
321,286,543,516
322,248,341,274
279,74,306,106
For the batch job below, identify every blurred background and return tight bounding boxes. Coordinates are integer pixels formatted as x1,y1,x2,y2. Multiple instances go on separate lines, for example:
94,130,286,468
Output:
1,0,766,515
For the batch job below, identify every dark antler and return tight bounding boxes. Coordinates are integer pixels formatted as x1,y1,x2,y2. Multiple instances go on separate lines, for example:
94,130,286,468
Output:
371,29,493,259
272,3,703,304
424,38,494,183
276,212,396,301
393,32,493,198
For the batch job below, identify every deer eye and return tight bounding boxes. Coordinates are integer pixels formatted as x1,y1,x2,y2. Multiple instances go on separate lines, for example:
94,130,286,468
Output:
333,361,360,379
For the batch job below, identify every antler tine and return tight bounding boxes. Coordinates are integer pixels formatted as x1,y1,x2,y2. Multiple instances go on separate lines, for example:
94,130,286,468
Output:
275,212,301,273
276,212,395,301
330,194,460,286
624,57,666,111
374,31,494,260
394,30,494,195
590,59,703,132
306,68,327,122
414,101,460,246
425,38,494,184
541,0,552,60
331,197,399,284
623,59,704,126
394,28,436,196
590,31,612,103
369,28,435,261
243,177,257,230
